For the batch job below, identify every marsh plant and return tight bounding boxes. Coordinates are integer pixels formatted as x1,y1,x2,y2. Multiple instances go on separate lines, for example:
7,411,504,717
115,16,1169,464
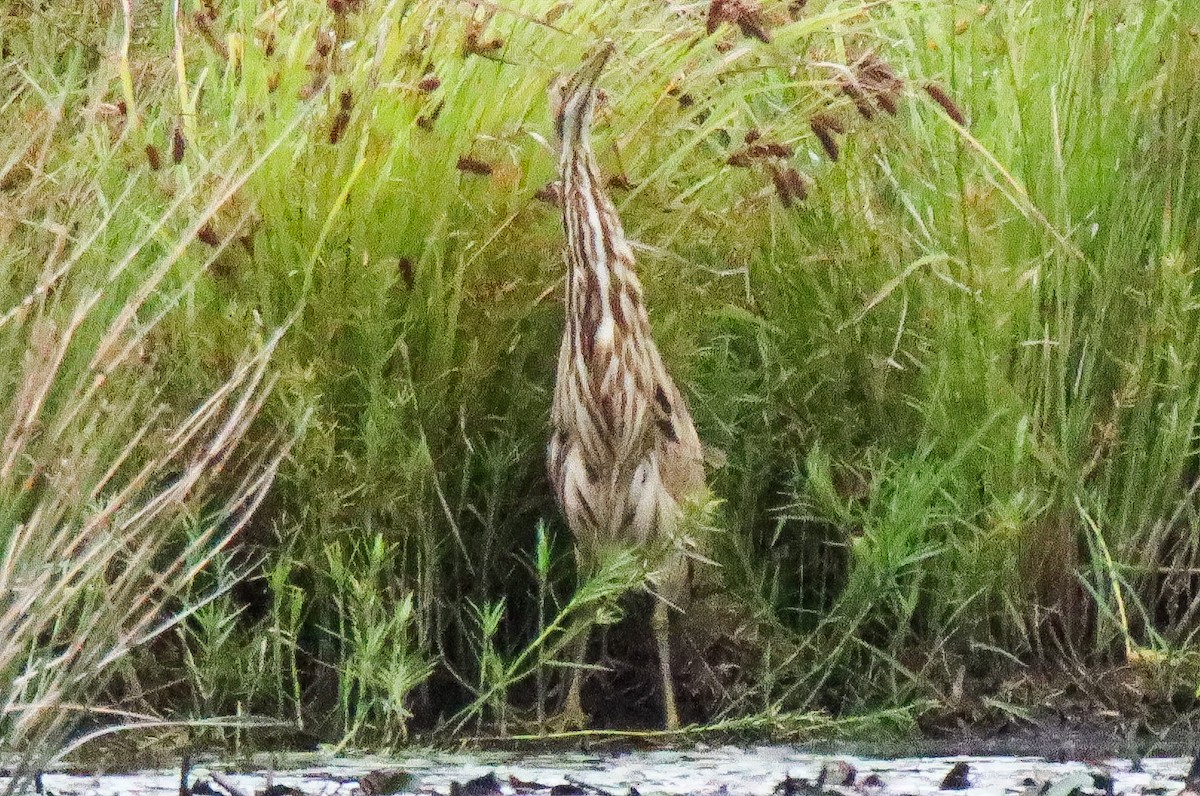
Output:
0,117,303,788
1,0,1199,754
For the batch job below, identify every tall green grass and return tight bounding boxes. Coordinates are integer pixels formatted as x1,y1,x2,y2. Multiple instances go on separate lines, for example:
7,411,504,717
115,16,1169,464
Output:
3,0,1199,751
0,23,304,782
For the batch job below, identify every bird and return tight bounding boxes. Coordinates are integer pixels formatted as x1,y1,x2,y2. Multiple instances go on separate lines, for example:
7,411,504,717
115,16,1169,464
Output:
546,40,713,730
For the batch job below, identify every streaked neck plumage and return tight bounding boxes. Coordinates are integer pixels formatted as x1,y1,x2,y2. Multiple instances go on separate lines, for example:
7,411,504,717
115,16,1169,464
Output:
555,49,649,373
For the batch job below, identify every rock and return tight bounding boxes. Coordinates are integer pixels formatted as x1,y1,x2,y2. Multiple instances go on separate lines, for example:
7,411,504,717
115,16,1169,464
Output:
550,786,588,796
1090,772,1114,796
818,762,856,789
940,763,970,791
1042,773,1094,796
509,776,550,794
1185,749,1200,796
359,770,416,796
260,786,304,796
773,776,816,796
450,774,503,796
859,774,885,796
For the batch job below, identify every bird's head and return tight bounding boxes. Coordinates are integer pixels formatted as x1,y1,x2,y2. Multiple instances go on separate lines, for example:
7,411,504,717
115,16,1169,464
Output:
551,39,616,152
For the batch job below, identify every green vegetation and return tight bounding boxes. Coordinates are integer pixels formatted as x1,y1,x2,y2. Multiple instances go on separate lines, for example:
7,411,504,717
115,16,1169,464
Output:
3,0,1200,764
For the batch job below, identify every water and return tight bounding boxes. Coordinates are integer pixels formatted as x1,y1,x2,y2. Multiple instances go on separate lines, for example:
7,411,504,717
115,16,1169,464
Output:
20,748,1193,796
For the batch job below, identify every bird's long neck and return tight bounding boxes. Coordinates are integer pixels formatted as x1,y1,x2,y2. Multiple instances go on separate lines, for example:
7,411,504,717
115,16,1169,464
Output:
558,110,648,368
554,73,666,471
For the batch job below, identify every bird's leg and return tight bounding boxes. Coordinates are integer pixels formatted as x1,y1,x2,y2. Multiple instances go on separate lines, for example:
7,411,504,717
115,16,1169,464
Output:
549,624,590,731
562,629,588,720
651,598,680,730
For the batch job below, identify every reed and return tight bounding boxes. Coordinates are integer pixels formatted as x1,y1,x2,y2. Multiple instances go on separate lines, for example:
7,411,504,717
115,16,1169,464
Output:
2,0,1197,749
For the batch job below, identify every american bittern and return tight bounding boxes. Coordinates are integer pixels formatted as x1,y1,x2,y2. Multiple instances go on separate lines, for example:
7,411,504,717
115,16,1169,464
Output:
547,41,709,730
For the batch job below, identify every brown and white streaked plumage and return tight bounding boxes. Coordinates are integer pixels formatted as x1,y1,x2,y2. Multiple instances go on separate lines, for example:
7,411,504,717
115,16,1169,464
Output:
547,40,708,730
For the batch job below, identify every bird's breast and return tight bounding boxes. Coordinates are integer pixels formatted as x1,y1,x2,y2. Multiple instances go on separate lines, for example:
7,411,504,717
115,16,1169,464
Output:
548,428,674,549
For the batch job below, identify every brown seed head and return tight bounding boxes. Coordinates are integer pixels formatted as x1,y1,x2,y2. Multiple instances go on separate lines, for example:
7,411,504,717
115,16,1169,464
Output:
764,142,793,158
784,168,807,202
706,0,730,35
397,256,415,289
668,85,695,108
923,82,966,125
737,17,771,42
770,168,793,207
840,79,875,120
810,116,840,161
298,77,326,100
464,21,504,57
194,12,228,61
708,0,772,42
145,144,162,171
771,165,807,206
727,150,755,168
417,73,441,92
543,3,570,24
856,52,898,85
197,223,220,247
315,29,336,57
416,99,444,130
606,173,634,190
456,155,494,176
854,52,904,115
171,123,186,164
813,112,844,135
330,108,350,144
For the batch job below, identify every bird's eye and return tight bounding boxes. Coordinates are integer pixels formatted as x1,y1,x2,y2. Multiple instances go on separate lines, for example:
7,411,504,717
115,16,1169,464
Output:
549,76,569,138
